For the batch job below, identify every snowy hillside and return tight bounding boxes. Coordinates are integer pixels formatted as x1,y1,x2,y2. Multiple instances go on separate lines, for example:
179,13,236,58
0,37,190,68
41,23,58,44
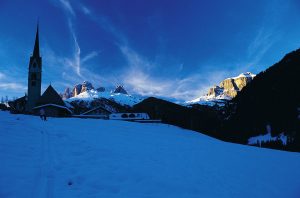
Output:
186,94,231,107
230,72,256,79
65,89,144,107
0,111,300,198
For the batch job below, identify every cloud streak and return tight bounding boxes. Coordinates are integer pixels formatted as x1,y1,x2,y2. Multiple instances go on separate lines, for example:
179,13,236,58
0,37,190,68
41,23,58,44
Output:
58,0,75,16
81,51,100,64
67,19,82,77
53,0,103,83
0,83,26,91
0,72,5,80
246,27,277,68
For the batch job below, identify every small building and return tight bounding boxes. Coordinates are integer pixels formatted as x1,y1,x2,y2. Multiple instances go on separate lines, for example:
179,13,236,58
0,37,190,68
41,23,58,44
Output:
76,106,111,119
33,85,72,117
8,96,27,113
109,113,150,120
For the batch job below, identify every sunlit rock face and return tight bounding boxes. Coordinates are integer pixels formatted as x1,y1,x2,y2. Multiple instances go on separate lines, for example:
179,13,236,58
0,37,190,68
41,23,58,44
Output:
207,86,224,97
186,72,256,106
62,81,95,99
212,72,256,98
81,81,94,93
72,84,83,97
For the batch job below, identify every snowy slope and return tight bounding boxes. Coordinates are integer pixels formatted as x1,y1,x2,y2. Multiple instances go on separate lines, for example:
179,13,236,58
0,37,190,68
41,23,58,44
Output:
65,89,144,107
230,72,256,79
185,94,231,107
0,111,300,198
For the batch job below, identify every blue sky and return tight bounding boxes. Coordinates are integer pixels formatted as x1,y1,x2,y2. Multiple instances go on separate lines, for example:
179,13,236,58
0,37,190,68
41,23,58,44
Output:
1,0,300,100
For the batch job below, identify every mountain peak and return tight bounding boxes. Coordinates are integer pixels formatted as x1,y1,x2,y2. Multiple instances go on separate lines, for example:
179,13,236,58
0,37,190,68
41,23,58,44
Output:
186,72,256,106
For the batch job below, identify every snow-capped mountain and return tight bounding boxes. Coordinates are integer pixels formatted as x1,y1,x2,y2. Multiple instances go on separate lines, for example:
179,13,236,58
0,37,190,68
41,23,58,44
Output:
62,81,95,99
186,72,256,106
64,82,144,107
66,89,143,107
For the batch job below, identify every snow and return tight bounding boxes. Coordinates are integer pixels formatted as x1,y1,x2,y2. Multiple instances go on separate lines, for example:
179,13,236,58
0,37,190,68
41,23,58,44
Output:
248,132,288,146
0,111,300,198
65,90,144,107
185,94,231,107
227,72,256,80
248,125,288,146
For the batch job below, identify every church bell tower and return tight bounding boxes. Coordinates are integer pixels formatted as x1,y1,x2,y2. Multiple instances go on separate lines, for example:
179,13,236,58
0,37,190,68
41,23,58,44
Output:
26,23,42,112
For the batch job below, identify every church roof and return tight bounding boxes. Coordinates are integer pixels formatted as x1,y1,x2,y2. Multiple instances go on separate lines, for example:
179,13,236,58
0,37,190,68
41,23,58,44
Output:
36,85,65,107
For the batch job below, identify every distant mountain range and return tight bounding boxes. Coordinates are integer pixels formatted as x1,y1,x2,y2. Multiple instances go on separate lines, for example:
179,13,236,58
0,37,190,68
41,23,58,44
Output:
63,72,256,109
61,82,144,115
62,82,143,107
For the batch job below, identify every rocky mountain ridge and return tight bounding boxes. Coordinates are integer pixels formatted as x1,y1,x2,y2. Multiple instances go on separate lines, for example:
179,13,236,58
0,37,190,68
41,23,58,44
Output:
62,81,129,100
61,81,144,113
187,72,256,106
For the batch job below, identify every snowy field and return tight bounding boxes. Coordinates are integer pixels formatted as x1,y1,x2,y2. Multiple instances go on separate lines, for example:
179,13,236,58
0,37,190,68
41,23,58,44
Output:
0,111,300,198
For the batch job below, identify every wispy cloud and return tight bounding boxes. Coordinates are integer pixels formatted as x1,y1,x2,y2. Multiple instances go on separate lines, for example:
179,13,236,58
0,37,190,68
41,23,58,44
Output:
81,5,91,15
67,19,81,77
82,51,100,64
58,0,75,16
51,0,103,84
43,43,107,89
0,83,26,91
0,69,27,94
119,44,230,100
0,72,5,80
78,4,127,44
120,45,153,70
244,1,285,70
246,27,278,69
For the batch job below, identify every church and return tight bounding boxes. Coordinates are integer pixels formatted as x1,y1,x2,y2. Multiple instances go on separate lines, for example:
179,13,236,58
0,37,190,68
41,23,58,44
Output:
9,24,72,117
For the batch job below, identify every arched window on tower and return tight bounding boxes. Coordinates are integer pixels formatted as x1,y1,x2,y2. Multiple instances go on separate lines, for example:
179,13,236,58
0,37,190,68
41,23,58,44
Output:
33,62,37,68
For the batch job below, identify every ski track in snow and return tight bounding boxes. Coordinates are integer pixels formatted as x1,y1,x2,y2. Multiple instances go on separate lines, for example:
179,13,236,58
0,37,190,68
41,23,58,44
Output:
31,127,55,198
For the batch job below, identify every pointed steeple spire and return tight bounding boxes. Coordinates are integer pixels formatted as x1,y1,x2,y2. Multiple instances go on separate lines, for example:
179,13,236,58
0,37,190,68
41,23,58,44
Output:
33,22,40,57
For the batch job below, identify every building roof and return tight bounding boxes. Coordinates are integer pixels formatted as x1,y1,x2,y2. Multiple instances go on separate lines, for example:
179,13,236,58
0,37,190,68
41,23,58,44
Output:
81,105,112,115
33,104,72,113
36,85,65,107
